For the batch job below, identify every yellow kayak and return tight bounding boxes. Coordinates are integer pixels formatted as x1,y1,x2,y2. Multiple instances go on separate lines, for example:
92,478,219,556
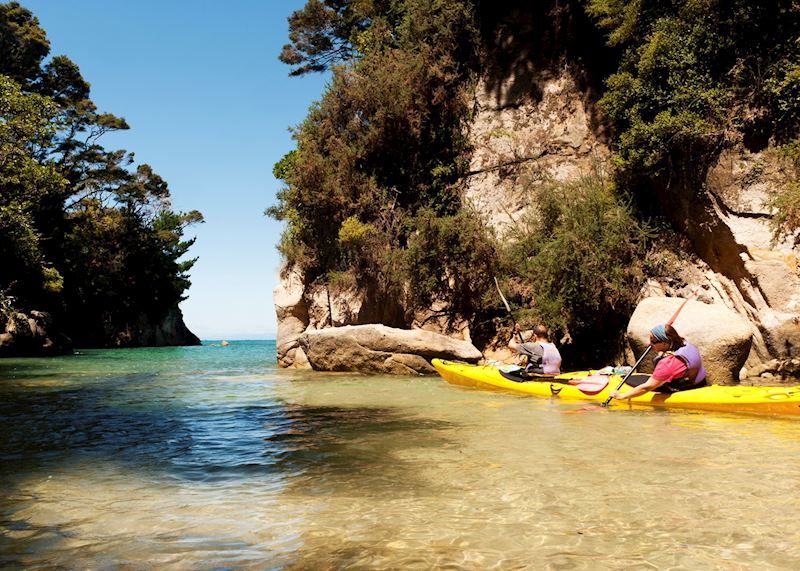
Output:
431,358,800,416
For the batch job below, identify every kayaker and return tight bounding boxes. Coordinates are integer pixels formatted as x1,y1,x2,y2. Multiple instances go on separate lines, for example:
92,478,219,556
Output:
508,324,562,374
609,323,707,400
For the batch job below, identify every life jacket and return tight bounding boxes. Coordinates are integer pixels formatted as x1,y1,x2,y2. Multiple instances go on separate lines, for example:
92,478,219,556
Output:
653,341,707,391
518,341,561,374
540,342,562,375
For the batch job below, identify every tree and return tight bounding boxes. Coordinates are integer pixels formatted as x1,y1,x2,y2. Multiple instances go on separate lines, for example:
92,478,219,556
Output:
272,0,487,327
280,0,359,75
0,2,203,345
0,75,66,310
0,2,49,84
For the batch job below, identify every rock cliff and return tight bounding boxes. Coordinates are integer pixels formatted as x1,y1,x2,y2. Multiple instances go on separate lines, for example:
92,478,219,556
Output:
274,16,800,377
464,66,800,376
108,308,201,348
0,306,199,356
0,311,71,357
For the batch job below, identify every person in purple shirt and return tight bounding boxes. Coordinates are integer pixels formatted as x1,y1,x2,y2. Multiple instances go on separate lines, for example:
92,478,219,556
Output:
508,324,562,374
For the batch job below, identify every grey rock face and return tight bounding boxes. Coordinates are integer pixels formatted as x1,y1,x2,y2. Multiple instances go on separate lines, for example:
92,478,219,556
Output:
464,73,610,240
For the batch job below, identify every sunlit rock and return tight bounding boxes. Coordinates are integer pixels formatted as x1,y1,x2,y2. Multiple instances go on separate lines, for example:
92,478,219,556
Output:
626,297,752,385
298,324,482,374
0,310,71,356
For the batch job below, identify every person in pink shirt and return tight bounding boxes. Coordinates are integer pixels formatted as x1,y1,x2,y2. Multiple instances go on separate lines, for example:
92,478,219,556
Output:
609,323,707,401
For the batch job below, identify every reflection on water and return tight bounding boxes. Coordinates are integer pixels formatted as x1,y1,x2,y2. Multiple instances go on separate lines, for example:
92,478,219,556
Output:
1,341,800,569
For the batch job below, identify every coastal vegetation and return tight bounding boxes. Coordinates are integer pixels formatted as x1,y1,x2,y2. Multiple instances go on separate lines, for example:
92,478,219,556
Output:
589,0,800,247
769,141,800,243
270,0,800,363
268,0,492,328
0,2,202,348
500,174,650,363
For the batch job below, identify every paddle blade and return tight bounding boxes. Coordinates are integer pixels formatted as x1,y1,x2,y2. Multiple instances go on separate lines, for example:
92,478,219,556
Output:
566,374,609,395
574,383,607,396
666,290,697,326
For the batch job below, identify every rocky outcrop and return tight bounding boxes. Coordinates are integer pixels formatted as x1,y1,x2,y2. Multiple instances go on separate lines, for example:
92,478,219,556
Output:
623,144,800,373
0,311,71,356
273,67,611,370
625,297,752,385
463,62,800,375
111,308,200,347
274,268,310,368
297,324,482,375
464,71,610,239
273,264,475,369
273,24,800,377
699,146,800,364
0,306,199,355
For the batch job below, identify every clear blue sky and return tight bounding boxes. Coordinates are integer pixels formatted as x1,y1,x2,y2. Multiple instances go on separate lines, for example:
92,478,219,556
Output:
21,0,328,339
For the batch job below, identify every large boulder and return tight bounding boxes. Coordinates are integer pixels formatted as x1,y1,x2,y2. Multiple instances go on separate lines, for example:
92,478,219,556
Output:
626,297,752,385
743,251,800,356
298,324,483,375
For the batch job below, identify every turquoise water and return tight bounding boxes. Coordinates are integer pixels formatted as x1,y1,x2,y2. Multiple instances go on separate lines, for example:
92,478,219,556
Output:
2,341,800,569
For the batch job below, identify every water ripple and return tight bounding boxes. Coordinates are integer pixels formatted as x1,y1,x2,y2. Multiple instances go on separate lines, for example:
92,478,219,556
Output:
2,342,800,569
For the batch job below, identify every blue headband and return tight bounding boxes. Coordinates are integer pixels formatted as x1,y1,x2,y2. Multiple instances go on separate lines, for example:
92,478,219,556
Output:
650,324,670,344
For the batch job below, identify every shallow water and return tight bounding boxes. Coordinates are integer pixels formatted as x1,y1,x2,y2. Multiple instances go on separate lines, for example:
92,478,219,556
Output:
1,341,799,569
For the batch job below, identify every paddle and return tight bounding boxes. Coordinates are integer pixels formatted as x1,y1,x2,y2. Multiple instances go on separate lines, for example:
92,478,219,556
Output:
524,373,608,391
494,277,524,343
601,291,696,407
566,375,609,395
503,367,609,395
600,346,652,406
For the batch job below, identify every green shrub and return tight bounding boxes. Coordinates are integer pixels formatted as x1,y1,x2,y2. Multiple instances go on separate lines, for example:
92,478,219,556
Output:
768,140,800,244
587,1,800,176
269,0,486,330
403,208,499,322
501,173,651,364
325,269,358,293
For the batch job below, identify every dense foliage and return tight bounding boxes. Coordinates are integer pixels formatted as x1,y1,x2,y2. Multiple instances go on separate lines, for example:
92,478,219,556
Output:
270,0,492,327
768,141,800,244
0,2,202,345
272,0,800,363
587,0,800,244
500,174,650,363
587,0,800,174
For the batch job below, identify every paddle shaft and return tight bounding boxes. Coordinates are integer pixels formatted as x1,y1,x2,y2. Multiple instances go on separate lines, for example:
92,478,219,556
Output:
601,293,694,407
601,345,652,407
494,277,525,343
